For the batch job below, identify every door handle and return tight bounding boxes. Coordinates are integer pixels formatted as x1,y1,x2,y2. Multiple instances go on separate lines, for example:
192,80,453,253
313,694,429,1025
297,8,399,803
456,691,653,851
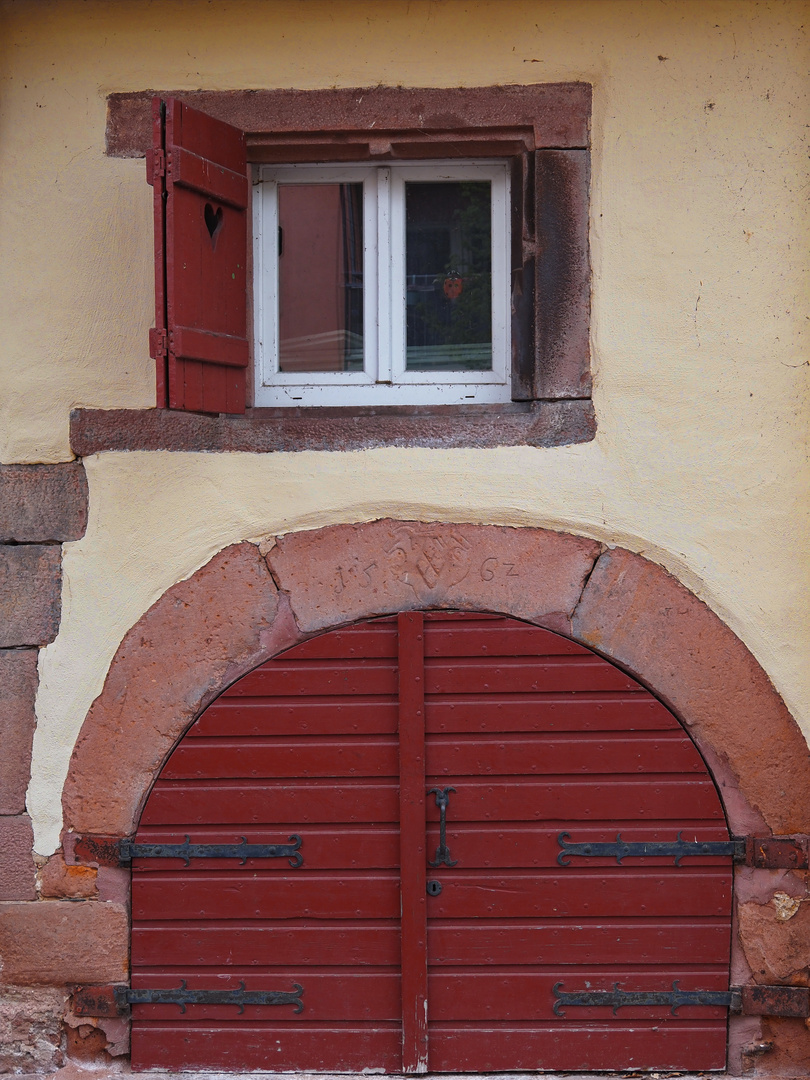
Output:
428,787,458,867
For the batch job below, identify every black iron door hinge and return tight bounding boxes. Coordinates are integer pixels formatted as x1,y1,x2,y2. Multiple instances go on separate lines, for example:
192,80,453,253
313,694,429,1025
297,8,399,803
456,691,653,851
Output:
114,979,304,1014
557,831,809,869
552,981,810,1019
118,834,303,866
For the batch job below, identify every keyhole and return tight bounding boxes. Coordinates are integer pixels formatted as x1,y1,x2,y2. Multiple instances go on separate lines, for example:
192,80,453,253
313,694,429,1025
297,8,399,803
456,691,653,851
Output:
204,203,224,248
426,880,442,896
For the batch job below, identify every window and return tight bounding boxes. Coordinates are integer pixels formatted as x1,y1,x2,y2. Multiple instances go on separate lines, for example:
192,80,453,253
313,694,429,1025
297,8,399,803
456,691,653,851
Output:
92,86,595,451
253,162,511,406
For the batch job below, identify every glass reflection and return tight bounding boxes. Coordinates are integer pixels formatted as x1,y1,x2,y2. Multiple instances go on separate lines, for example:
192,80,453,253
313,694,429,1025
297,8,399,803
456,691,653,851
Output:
405,181,492,371
278,183,364,372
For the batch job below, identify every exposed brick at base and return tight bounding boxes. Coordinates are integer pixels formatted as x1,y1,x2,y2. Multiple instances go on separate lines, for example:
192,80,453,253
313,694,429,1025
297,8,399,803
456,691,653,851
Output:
0,901,128,986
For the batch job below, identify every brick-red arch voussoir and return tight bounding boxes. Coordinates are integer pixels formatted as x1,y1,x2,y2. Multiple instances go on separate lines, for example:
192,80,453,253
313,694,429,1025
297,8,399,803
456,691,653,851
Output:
62,520,810,845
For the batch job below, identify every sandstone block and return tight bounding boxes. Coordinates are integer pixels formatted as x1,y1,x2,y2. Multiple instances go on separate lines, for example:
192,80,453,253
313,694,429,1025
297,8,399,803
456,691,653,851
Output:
39,854,98,899
0,545,62,647
268,519,601,634
739,898,810,985
572,547,810,834
0,815,36,900
63,543,278,837
0,648,38,814
0,984,66,1073
0,901,128,986
0,463,88,543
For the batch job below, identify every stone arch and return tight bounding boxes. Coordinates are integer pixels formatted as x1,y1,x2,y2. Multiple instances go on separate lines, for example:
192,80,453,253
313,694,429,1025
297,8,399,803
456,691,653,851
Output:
62,520,810,845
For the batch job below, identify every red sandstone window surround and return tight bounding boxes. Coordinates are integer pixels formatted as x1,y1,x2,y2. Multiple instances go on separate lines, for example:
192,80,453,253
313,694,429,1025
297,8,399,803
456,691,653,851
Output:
78,85,593,453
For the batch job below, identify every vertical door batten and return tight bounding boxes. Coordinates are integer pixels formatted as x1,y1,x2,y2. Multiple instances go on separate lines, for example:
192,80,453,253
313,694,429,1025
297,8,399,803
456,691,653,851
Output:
397,613,429,1073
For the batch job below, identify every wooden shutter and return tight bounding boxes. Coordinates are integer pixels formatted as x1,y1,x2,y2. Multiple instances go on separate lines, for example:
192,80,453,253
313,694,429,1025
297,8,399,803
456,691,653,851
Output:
149,97,249,414
129,613,732,1073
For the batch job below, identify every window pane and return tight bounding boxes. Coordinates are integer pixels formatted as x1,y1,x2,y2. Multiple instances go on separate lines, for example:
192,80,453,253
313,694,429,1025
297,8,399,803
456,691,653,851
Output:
405,181,492,372
278,183,364,372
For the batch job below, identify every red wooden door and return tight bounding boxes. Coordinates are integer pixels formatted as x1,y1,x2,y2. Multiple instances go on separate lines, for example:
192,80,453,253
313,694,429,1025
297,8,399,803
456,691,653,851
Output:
129,613,732,1072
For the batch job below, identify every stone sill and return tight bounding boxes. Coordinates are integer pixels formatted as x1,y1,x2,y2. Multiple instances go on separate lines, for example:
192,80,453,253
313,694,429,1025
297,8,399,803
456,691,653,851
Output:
70,401,596,455
23,1071,753,1080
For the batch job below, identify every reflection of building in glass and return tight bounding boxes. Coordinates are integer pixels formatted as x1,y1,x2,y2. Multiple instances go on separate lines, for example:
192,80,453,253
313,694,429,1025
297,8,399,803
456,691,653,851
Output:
405,181,492,371
278,183,364,372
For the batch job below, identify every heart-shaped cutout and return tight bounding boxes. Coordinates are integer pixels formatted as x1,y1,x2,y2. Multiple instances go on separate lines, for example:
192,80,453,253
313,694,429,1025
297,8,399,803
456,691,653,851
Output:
204,203,224,247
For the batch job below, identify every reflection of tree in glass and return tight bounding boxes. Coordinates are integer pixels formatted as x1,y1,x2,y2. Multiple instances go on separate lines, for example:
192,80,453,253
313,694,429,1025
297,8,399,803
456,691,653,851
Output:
407,182,492,357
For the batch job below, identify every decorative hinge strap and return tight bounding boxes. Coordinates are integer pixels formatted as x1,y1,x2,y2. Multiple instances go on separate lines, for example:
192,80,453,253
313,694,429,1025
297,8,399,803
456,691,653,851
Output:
553,981,739,1017
557,831,810,869
552,981,810,1019
118,834,303,867
113,980,304,1015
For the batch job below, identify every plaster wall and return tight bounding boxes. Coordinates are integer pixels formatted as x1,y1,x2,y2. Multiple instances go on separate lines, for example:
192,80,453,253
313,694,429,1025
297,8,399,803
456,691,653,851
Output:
0,0,806,855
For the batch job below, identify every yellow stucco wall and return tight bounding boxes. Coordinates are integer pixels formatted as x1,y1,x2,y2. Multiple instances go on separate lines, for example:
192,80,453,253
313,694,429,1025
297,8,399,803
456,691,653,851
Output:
1,0,807,854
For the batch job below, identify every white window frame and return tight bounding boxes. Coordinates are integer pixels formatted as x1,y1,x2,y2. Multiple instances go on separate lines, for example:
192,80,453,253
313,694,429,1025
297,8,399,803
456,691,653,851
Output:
253,161,510,407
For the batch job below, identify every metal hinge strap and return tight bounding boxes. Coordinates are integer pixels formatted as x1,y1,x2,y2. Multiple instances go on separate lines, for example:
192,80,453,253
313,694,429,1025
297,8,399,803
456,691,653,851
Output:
557,831,744,866
553,980,741,1017
119,834,303,867
114,979,304,1014
557,831,810,868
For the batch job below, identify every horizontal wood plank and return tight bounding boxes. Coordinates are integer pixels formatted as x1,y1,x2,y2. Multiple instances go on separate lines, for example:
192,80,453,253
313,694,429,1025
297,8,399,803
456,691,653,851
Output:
130,1022,402,1072
425,624,590,657
425,657,639,693
129,969,400,1021
192,699,399,736
133,922,400,967
132,873,401,920
423,870,731,918
426,732,705,776
139,780,399,825
162,736,399,779
427,1023,726,1072
428,968,731,1021
426,694,676,732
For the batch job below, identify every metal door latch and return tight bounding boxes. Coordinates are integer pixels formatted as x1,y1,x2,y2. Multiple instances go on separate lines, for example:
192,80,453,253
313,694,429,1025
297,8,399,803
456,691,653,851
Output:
429,787,458,867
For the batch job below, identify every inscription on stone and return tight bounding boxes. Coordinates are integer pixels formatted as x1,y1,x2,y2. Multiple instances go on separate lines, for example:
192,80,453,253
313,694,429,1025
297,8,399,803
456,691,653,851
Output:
480,557,520,581
385,526,473,601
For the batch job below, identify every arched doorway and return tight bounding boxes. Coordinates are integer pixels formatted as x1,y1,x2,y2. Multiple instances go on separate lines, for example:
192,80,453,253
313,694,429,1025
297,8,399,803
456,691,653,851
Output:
127,612,733,1072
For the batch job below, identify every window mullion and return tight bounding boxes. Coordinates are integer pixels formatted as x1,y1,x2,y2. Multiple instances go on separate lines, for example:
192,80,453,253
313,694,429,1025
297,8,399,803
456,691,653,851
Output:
376,167,393,384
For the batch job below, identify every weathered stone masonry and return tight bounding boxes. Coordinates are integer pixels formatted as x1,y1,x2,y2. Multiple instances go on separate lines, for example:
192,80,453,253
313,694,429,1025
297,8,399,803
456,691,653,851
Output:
0,463,98,1073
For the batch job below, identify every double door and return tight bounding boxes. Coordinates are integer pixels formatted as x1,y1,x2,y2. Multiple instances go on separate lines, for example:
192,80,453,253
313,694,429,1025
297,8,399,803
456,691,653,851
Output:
130,612,732,1072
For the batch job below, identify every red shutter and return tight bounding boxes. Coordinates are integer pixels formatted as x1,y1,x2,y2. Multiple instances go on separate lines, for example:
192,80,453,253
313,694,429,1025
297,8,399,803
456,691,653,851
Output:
129,613,732,1072
148,98,249,414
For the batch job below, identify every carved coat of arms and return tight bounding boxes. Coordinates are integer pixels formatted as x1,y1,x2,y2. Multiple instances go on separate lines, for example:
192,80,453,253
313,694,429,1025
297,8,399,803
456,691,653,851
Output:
385,526,472,601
